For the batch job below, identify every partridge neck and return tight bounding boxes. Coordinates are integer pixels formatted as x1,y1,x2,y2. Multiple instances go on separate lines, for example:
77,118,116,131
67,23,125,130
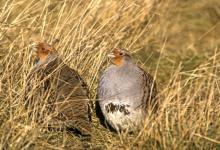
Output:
36,53,58,66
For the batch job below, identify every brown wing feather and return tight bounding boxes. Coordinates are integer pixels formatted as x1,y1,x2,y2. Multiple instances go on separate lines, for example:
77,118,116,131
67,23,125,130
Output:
139,67,158,112
52,62,91,135
24,56,91,135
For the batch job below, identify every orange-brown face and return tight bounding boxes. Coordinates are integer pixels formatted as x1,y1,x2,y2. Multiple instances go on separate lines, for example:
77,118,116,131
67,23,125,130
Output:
32,42,55,63
108,48,130,66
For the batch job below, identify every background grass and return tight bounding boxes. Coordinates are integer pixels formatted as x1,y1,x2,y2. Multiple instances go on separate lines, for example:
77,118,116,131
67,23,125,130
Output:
0,0,220,149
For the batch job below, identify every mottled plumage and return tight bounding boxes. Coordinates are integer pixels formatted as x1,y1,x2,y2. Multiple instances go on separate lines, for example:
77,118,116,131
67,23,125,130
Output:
24,42,91,135
97,48,157,131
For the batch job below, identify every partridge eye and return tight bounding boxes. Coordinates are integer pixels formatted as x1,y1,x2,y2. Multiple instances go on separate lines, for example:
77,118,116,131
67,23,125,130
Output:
119,52,123,56
42,48,45,51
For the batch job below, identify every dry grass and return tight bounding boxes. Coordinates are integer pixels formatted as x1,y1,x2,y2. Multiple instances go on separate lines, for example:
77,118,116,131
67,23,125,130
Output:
0,0,220,149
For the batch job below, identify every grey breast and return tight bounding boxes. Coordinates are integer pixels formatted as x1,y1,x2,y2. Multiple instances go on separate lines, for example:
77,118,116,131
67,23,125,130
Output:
98,62,146,109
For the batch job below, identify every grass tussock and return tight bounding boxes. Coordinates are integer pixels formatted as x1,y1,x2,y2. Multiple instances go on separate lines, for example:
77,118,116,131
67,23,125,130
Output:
0,0,220,149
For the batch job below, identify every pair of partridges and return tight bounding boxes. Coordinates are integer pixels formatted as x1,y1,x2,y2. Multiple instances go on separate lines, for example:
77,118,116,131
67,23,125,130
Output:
24,42,157,136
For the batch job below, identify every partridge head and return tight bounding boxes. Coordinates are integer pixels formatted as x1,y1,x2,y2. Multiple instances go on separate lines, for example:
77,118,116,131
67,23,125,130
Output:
108,48,132,66
31,42,57,65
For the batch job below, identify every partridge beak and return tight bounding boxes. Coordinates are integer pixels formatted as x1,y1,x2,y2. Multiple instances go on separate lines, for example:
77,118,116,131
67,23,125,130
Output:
107,53,116,58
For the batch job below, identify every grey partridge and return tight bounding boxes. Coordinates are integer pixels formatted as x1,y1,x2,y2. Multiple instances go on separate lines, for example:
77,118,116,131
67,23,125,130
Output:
97,48,157,132
24,42,91,136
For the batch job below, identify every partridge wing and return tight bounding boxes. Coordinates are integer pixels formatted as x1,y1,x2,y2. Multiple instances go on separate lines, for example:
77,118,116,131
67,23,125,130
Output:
53,64,91,135
139,67,158,111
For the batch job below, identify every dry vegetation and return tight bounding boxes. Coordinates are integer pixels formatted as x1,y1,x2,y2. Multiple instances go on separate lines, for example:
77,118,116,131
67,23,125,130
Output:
0,0,220,149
